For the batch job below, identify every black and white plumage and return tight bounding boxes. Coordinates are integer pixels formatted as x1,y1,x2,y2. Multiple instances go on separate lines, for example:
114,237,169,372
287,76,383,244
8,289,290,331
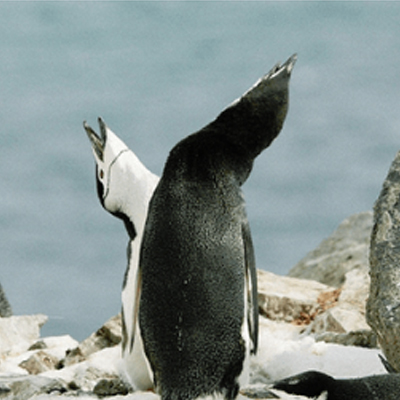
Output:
272,370,400,400
84,118,159,390
137,54,297,400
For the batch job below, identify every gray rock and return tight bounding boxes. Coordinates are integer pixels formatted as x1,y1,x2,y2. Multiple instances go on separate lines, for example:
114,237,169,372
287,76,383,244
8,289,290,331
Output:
304,268,375,345
0,314,48,355
0,383,11,395
337,268,370,315
93,377,130,397
314,330,377,348
29,340,48,351
62,314,122,367
305,306,362,335
257,268,375,347
0,375,67,400
257,270,334,324
0,283,12,317
240,386,279,398
367,150,400,372
67,365,119,393
288,211,373,287
19,350,60,375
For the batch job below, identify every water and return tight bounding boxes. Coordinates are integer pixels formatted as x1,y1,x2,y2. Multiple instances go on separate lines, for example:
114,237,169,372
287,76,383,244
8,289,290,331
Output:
1,2,399,341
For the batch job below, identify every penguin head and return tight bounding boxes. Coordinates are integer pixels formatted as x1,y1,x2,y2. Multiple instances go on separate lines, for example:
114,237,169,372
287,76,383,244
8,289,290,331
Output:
84,117,129,210
84,117,159,240
215,53,297,160
272,370,333,398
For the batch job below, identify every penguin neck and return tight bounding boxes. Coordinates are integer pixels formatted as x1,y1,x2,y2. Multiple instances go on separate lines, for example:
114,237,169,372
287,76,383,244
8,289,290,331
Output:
211,96,288,161
103,151,158,240
165,130,254,187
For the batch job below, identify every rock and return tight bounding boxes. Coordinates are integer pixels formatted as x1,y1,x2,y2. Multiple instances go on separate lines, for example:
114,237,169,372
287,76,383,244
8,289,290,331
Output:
314,330,377,348
93,377,130,397
0,375,68,400
0,335,78,379
0,283,12,317
240,386,279,399
257,268,374,347
43,344,123,393
257,270,335,324
0,314,48,356
61,314,122,367
304,268,374,345
0,318,133,399
367,150,400,372
338,268,370,314
19,351,60,375
258,262,374,347
29,341,48,351
64,365,118,393
281,212,375,346
0,312,386,400
305,306,369,336
288,211,373,287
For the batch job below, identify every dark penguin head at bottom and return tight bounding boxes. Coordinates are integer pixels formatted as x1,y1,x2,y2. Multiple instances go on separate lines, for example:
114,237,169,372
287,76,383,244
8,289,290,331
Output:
272,370,400,400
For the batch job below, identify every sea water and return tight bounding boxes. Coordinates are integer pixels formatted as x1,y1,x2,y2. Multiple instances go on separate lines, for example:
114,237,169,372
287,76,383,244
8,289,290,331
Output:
1,2,399,340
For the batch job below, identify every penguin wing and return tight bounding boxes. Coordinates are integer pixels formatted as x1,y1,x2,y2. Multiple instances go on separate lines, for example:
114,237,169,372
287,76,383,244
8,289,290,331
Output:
242,221,259,354
130,267,142,352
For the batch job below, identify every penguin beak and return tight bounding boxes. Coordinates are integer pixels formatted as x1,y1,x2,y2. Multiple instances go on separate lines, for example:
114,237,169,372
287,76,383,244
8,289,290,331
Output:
282,53,297,74
267,53,297,79
231,54,297,108
83,117,108,162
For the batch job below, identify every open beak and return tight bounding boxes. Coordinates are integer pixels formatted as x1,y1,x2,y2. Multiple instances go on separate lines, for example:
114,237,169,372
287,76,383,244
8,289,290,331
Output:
83,117,108,161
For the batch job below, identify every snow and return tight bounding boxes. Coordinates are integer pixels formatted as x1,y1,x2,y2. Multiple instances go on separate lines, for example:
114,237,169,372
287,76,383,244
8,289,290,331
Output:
1,316,387,399
251,317,386,383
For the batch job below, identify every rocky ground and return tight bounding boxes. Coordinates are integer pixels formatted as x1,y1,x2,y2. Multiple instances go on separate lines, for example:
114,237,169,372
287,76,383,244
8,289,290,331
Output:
1,209,391,399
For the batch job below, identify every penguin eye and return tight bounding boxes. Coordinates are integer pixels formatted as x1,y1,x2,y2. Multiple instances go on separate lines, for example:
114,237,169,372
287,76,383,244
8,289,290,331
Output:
100,170,104,179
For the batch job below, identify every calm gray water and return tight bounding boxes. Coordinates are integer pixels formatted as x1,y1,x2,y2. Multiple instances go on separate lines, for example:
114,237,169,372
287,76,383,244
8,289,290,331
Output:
1,2,399,340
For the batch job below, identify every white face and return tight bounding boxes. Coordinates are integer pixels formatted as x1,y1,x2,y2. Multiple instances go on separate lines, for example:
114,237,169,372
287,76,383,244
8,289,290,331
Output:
84,118,130,210
84,117,159,223
98,134,128,203
84,115,161,258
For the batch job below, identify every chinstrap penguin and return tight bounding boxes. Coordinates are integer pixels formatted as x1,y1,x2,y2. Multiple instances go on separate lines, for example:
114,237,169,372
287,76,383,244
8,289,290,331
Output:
137,54,297,400
272,370,400,400
84,118,159,390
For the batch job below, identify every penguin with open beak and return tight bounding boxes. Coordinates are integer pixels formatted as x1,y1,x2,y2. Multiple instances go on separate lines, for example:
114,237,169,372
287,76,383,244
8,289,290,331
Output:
84,118,159,390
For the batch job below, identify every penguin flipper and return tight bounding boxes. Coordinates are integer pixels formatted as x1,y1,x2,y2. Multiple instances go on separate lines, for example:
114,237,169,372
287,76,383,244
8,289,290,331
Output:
242,222,259,355
129,267,142,352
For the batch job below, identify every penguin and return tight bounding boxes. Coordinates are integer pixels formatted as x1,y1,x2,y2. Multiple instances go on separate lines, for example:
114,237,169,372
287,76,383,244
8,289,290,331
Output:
84,118,159,390
137,54,297,400
272,370,400,400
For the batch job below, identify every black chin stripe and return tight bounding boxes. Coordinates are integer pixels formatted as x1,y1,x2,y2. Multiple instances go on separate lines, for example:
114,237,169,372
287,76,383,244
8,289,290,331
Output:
96,168,105,208
112,211,137,241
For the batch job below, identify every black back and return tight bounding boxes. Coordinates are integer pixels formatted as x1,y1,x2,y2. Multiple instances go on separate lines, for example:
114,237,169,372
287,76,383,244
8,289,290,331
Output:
139,55,296,400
